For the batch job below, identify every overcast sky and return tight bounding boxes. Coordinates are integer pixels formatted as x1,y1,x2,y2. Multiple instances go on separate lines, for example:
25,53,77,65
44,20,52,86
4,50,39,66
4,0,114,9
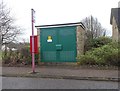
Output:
3,0,120,42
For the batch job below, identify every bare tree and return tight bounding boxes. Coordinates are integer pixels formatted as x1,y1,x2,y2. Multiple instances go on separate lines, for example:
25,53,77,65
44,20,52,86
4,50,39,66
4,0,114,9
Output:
82,15,106,39
81,15,107,52
0,2,22,46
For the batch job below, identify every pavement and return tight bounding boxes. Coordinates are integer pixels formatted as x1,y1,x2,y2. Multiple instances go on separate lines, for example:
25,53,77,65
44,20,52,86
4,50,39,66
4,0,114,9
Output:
1,65,119,82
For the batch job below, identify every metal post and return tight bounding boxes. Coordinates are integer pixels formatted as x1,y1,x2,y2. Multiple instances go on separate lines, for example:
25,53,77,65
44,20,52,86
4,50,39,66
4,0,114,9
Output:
31,9,35,73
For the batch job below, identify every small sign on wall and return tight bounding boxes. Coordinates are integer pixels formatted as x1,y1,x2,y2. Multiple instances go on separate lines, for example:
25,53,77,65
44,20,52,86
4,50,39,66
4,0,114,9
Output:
47,36,52,42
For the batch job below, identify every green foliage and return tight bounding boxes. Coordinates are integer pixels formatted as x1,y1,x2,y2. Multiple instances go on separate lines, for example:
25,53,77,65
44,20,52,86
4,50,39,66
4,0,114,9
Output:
2,46,40,66
77,42,119,66
84,36,112,52
77,55,97,65
92,36,112,48
19,46,32,64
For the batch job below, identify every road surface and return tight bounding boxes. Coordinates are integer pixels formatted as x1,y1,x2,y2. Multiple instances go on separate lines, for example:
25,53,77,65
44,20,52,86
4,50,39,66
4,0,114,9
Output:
2,77,118,89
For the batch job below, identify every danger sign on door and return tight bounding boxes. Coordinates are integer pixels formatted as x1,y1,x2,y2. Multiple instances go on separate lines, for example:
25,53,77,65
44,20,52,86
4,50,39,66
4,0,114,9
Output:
47,36,52,42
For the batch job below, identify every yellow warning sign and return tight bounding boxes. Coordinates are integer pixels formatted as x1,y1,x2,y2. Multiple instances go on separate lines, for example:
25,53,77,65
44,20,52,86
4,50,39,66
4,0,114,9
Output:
47,36,52,42
48,36,52,40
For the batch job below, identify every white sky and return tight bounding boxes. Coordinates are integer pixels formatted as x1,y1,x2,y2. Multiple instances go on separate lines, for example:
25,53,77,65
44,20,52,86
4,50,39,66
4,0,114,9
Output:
3,0,120,42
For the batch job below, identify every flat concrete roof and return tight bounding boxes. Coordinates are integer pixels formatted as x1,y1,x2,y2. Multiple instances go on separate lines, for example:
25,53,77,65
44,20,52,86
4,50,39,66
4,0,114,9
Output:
35,22,85,29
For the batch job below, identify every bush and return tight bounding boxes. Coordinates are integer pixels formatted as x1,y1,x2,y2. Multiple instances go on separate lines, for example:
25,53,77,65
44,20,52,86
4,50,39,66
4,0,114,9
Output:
105,49,119,66
77,42,119,66
84,36,112,52
20,46,40,65
2,46,40,66
92,36,112,48
3,49,23,65
77,55,97,65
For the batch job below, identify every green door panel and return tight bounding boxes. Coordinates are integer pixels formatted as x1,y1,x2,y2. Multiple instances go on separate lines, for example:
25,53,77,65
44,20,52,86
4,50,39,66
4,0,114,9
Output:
42,51,56,61
40,28,57,62
60,51,75,61
40,26,77,62
58,27,76,62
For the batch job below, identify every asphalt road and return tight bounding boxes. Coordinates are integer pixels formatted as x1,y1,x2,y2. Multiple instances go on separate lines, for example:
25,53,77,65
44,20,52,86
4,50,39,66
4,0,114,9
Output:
2,77,119,89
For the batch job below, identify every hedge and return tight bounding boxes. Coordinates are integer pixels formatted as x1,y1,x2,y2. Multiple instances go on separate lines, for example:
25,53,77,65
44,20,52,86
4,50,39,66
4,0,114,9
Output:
77,42,120,66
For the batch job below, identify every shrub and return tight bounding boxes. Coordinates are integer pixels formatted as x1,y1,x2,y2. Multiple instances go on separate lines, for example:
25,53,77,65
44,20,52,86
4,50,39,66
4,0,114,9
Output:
77,42,119,66
3,50,19,65
2,46,40,66
84,36,112,52
77,55,97,65
92,36,112,48
17,46,40,65
105,49,119,66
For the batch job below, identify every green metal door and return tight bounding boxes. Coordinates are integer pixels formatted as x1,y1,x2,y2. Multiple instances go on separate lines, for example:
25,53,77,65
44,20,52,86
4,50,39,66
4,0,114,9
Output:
40,26,76,62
